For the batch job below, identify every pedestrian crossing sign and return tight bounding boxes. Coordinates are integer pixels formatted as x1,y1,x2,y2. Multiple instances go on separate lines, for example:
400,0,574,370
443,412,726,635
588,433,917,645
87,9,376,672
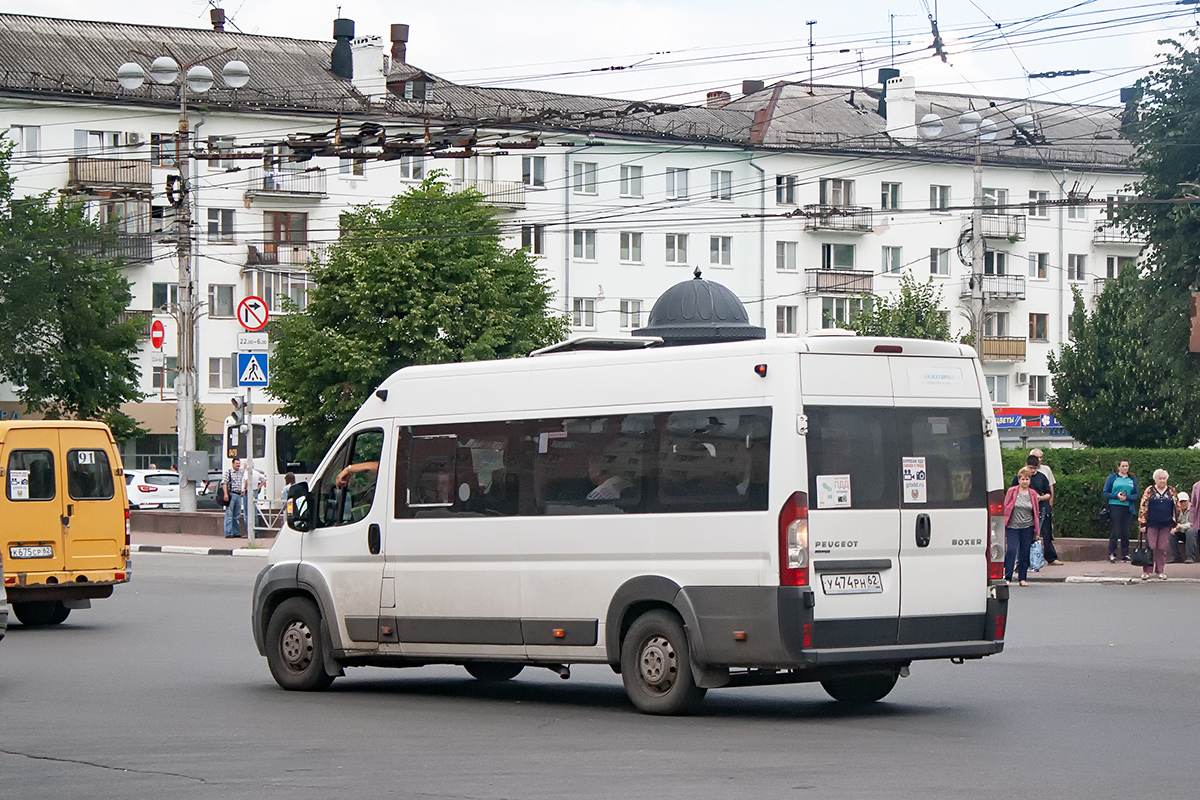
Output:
237,352,269,387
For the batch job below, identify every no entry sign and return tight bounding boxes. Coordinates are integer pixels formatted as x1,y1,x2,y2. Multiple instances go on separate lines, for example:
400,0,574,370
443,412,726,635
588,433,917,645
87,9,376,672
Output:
150,319,165,349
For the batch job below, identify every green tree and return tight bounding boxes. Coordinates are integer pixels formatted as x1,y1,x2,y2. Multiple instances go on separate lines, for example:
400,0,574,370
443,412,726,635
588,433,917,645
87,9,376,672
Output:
841,272,952,340
0,143,145,439
271,175,569,458
1048,270,1190,447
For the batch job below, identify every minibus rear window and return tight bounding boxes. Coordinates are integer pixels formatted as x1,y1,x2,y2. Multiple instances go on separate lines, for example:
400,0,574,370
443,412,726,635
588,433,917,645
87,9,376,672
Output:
6,449,55,501
67,449,116,500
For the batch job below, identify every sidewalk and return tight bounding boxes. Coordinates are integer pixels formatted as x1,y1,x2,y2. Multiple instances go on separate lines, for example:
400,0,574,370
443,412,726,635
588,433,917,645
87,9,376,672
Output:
131,529,273,557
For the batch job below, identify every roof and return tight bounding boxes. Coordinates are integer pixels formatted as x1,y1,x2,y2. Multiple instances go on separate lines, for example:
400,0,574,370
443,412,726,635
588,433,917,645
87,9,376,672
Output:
0,13,1134,168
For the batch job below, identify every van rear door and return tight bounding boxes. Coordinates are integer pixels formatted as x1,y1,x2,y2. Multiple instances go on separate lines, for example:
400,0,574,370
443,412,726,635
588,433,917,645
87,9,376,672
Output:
62,429,125,574
3,426,66,572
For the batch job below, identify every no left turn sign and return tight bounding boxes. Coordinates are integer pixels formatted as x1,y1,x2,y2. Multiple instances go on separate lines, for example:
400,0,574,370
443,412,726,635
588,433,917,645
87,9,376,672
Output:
237,296,270,331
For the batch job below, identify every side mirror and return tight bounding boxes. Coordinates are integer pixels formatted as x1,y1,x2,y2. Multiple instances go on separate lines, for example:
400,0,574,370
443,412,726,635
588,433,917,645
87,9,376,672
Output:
286,481,312,532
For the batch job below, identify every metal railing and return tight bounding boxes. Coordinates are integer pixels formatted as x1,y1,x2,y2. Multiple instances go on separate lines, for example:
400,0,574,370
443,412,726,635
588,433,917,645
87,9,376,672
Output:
451,178,526,209
74,233,154,264
959,275,1025,300
805,268,873,294
1093,223,1145,245
245,167,328,196
245,241,326,267
1093,276,1114,293
118,309,154,336
802,204,874,233
67,157,151,192
980,336,1027,361
977,213,1027,240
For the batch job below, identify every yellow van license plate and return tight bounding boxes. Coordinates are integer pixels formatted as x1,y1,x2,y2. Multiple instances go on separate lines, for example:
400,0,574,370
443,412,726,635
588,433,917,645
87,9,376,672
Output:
821,573,883,595
9,545,53,559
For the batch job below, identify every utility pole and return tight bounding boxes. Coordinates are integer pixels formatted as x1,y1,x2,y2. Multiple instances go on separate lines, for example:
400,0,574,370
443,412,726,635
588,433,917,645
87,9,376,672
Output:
971,134,987,356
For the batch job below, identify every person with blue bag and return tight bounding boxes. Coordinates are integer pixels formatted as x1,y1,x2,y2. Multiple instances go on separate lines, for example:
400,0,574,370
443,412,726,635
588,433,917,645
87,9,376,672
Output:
1003,467,1041,586
1103,458,1138,563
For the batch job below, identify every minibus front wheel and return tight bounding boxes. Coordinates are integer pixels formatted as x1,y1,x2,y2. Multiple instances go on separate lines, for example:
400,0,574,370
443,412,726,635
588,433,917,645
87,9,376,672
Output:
620,609,707,715
265,597,336,691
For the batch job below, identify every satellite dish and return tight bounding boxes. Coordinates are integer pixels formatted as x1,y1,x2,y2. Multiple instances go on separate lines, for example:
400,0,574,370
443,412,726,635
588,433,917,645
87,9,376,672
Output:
222,60,250,89
116,62,145,90
186,64,215,93
149,56,180,85
958,110,981,134
918,113,944,139
978,118,998,142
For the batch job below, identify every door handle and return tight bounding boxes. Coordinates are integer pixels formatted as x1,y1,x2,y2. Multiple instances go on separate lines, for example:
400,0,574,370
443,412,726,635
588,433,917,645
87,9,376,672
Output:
915,513,931,548
367,523,381,555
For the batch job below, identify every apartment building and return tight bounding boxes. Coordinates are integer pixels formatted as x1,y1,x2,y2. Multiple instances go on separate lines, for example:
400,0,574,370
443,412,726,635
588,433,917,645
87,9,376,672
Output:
0,13,1141,457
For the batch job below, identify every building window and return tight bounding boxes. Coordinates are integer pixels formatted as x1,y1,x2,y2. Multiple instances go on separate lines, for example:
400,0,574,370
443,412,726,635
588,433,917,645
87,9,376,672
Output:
881,182,901,210
1068,204,1087,220
1028,252,1049,280
986,375,1009,404
777,241,798,271
929,247,950,275
983,187,1008,209
929,184,951,211
1028,375,1049,404
521,224,546,255
985,312,1009,337
572,297,595,328
207,208,234,242
400,155,425,180
665,233,689,265
821,242,855,270
710,170,732,200
152,283,178,312
573,161,597,194
573,229,596,260
339,152,364,177
1107,255,1136,277
619,232,643,263
207,135,235,169
264,211,307,244
776,305,798,336
9,125,40,159
822,297,864,328
208,285,235,318
1028,313,1049,341
984,251,1008,276
150,133,178,167
819,178,854,207
620,299,643,329
75,129,122,156
151,356,178,391
882,245,902,274
522,156,545,188
1068,253,1087,281
1029,190,1050,217
208,356,237,390
666,167,689,199
710,236,732,266
776,175,797,205
620,165,643,198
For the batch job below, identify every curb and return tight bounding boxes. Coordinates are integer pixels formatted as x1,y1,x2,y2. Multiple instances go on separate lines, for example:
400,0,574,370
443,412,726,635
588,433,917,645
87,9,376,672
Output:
132,544,270,558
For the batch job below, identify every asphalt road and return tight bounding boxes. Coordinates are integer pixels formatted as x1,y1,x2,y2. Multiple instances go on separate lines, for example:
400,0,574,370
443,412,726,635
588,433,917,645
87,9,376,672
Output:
1,554,1198,800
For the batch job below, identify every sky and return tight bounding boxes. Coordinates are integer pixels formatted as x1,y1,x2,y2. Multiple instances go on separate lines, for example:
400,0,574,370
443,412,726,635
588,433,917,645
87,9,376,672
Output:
2,0,1196,107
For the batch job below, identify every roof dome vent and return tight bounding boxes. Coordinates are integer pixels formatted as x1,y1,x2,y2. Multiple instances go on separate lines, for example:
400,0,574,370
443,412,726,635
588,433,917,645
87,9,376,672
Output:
633,268,765,346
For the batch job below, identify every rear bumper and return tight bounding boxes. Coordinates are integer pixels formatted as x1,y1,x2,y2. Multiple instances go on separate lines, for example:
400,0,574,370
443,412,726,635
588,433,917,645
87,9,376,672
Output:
4,563,130,603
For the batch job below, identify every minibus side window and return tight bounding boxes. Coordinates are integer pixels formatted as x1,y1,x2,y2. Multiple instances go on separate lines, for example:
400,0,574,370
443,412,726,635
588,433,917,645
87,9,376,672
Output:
805,407,898,509
6,449,55,501
533,415,648,515
67,449,116,500
313,440,351,528
401,423,519,518
658,408,771,512
312,430,385,528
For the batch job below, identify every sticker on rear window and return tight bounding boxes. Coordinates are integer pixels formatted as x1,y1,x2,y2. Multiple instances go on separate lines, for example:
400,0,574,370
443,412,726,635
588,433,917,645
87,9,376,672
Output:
9,469,30,500
816,474,851,509
902,456,927,503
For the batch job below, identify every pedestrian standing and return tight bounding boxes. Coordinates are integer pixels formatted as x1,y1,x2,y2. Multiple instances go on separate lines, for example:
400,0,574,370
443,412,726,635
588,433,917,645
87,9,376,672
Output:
1103,458,1138,563
222,457,246,539
1012,453,1057,566
1029,448,1064,565
1170,491,1194,564
1003,467,1042,587
1138,468,1179,580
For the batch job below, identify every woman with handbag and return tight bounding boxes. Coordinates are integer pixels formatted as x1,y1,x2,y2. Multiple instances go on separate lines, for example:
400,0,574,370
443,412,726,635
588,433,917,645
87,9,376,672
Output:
1137,468,1179,580
1003,467,1041,587
1103,458,1138,563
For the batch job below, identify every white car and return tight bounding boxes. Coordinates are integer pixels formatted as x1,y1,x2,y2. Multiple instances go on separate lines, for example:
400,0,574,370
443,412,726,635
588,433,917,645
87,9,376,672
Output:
125,469,181,510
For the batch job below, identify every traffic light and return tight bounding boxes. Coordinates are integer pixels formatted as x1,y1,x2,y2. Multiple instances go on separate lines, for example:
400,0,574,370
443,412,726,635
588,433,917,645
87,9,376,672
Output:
231,397,246,432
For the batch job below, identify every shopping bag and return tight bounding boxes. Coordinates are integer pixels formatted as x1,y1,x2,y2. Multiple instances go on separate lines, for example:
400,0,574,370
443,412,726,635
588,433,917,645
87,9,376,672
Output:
1029,539,1045,572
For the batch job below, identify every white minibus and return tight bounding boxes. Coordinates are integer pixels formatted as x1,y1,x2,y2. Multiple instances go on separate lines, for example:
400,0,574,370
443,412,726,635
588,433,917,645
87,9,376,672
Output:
252,335,1008,714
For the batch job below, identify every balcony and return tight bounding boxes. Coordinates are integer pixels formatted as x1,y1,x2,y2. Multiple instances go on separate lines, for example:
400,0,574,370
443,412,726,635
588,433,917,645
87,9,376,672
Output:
980,336,1027,361
805,268,873,295
1093,276,1114,294
74,232,154,265
244,167,328,198
959,275,1025,300
117,309,153,337
245,241,326,267
803,204,874,233
452,178,526,210
1093,223,1145,245
67,157,151,194
977,213,1027,241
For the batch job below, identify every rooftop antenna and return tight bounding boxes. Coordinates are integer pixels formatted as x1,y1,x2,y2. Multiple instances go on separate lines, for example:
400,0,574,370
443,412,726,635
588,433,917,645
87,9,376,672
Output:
886,14,914,67
806,20,817,89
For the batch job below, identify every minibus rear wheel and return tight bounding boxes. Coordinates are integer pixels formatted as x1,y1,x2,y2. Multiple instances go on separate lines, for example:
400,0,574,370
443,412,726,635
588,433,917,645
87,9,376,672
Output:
266,597,335,691
820,670,899,704
11,601,64,627
620,609,707,715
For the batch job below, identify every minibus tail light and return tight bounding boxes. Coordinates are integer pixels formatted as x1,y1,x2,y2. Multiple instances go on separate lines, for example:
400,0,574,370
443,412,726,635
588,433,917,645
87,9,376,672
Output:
125,508,131,546
988,489,1006,581
779,491,809,587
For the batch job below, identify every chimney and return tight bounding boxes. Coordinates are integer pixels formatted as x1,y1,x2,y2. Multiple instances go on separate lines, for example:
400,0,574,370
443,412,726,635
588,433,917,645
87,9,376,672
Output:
706,90,732,108
884,75,917,142
331,18,355,80
351,35,388,100
391,24,410,63
742,79,765,96
1120,85,1141,134
876,67,900,118
210,7,226,32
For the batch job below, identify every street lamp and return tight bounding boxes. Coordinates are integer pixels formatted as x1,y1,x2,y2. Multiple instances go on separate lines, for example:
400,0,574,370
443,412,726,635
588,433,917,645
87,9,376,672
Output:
117,51,250,513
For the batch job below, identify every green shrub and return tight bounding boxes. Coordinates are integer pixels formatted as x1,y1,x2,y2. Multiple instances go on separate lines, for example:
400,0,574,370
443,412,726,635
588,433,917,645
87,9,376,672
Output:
999,448,1199,537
